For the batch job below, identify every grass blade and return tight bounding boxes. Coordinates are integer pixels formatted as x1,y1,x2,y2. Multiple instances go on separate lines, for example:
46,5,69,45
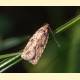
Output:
0,54,21,71
55,15,80,34
0,58,22,72
0,52,20,59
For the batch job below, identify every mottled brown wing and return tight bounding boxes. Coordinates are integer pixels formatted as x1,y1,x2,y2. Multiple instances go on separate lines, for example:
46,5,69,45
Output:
21,24,49,65
29,32,49,65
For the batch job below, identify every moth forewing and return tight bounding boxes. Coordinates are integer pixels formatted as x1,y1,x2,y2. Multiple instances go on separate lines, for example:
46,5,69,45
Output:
21,23,49,65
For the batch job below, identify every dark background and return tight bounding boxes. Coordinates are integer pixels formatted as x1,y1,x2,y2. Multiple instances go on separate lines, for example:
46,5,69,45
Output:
0,7,77,37
0,7,80,73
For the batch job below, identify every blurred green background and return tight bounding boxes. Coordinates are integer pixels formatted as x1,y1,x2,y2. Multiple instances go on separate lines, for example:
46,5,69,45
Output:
0,7,80,73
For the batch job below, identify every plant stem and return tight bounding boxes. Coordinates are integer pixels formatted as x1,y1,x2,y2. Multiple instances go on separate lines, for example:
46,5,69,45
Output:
0,58,22,72
0,54,21,70
0,52,20,59
55,15,80,34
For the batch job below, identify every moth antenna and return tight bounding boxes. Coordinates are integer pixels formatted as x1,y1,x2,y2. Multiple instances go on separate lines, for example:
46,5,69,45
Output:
48,26,61,48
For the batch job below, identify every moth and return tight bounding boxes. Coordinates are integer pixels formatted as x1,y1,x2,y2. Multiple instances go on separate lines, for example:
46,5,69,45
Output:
21,23,50,65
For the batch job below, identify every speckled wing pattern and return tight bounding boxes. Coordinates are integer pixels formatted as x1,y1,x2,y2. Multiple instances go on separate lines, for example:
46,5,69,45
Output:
21,23,49,65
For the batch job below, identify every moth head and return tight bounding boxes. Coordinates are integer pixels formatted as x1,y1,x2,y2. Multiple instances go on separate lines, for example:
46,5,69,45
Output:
40,23,49,33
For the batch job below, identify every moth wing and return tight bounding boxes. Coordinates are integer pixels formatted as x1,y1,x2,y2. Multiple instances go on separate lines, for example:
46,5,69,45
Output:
21,24,49,65
21,36,36,61
28,33,49,65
